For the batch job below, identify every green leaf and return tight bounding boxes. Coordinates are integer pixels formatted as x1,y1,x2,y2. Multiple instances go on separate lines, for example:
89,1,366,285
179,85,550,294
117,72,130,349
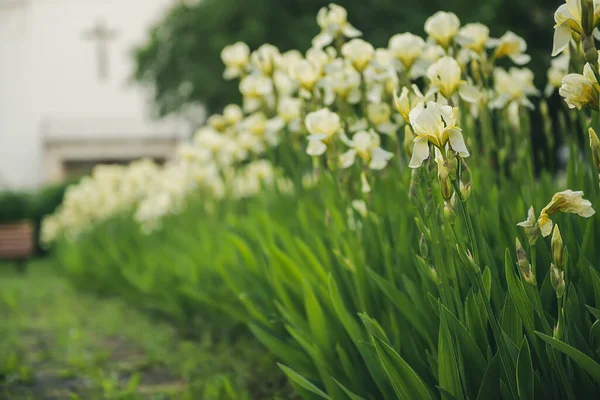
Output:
227,233,258,272
329,279,396,398
566,300,594,359
285,325,345,400
359,313,389,343
328,275,363,342
500,294,523,346
270,245,304,284
368,269,434,347
279,364,331,400
440,305,486,397
249,324,313,374
295,237,329,284
589,267,600,309
476,353,502,400
590,320,600,355
482,267,492,300
439,387,458,400
465,291,488,357
504,251,535,335
373,336,435,400
331,378,366,400
335,345,363,393
516,338,534,400
566,284,582,328
581,218,595,260
500,380,512,400
586,305,600,322
536,332,600,383
546,341,576,400
238,293,271,326
303,279,331,352
438,312,464,400
126,372,141,392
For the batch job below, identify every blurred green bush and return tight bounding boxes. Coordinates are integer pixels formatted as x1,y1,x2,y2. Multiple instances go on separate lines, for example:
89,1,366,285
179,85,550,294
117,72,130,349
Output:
133,0,562,117
0,191,35,224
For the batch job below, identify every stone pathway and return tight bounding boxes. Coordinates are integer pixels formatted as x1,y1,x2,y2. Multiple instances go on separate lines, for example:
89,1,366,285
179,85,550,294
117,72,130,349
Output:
0,261,296,399
2,311,188,399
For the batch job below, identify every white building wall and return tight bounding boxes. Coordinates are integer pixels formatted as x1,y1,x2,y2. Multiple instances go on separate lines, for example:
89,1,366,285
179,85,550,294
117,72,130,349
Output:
0,0,189,189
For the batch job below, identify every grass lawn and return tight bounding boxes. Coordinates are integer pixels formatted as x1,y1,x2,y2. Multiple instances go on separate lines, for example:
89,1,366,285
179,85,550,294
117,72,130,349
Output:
0,259,296,400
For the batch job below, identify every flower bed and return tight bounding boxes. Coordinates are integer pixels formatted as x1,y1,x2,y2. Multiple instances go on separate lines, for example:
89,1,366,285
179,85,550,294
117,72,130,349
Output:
41,3,600,399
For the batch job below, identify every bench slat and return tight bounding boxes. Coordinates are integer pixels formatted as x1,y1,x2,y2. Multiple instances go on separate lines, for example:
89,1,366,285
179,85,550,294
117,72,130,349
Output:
0,222,35,259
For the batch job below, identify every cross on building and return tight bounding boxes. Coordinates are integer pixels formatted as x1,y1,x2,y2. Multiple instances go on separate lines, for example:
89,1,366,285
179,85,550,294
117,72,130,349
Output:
82,18,118,81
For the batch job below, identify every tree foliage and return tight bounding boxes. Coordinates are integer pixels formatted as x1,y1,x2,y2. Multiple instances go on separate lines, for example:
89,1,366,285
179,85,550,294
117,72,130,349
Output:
133,0,561,117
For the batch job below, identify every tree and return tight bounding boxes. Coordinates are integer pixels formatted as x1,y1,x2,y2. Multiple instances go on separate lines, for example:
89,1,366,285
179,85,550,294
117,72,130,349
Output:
133,0,562,118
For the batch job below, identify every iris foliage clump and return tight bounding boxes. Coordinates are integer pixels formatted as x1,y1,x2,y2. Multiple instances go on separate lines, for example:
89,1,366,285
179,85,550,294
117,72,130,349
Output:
43,3,600,399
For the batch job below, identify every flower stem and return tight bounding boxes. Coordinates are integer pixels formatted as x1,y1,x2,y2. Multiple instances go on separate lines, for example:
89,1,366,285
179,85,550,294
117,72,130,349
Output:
472,263,519,399
451,176,517,398
451,179,479,264
529,244,551,333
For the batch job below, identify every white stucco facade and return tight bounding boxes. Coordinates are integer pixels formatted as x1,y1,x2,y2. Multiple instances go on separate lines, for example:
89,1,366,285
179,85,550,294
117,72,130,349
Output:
0,0,195,188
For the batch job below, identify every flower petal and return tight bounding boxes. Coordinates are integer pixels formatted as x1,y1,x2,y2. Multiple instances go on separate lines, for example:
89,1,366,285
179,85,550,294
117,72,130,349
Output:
342,24,362,38
347,88,362,104
223,67,240,80
308,133,328,141
409,137,430,168
517,206,537,227
510,53,531,65
458,82,482,103
377,122,398,135
338,131,354,147
538,214,553,237
410,104,444,137
306,138,327,156
266,117,285,133
349,119,369,132
312,32,334,49
289,119,302,132
485,38,499,48
361,172,371,193
577,199,596,217
552,24,572,57
370,147,394,170
488,93,511,109
565,0,581,21
243,97,261,113
323,88,336,106
408,102,425,127
339,149,357,168
447,128,470,157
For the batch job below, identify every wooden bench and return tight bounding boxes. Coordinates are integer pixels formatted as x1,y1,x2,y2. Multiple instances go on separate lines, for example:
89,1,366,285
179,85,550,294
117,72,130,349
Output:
0,221,34,272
